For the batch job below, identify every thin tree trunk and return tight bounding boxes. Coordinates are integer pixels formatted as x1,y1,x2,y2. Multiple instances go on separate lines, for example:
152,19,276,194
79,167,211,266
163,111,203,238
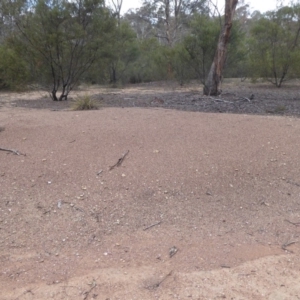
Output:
203,0,238,95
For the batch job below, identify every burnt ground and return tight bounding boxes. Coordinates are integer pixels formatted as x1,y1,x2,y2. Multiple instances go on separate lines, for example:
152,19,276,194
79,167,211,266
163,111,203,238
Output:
8,79,300,117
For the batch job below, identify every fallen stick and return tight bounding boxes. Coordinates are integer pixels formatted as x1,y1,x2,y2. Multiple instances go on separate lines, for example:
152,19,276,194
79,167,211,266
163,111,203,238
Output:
0,147,25,156
143,221,162,231
285,219,300,226
156,270,172,287
240,96,251,102
109,150,129,171
146,270,172,290
286,180,300,187
96,169,103,176
83,280,97,300
209,97,234,104
282,241,297,252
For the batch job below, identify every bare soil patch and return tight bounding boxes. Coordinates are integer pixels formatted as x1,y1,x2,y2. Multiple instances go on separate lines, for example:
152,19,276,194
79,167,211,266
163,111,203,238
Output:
1,81,300,299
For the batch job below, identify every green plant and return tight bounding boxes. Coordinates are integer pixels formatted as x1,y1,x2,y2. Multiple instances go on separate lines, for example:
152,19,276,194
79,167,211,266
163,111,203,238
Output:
274,105,286,113
71,95,99,110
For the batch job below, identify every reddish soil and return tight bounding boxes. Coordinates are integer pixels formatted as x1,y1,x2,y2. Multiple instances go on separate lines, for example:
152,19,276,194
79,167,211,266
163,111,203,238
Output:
1,81,300,299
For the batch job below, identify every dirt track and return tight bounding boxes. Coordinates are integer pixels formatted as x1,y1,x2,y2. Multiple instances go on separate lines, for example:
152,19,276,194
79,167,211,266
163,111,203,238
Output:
1,82,300,299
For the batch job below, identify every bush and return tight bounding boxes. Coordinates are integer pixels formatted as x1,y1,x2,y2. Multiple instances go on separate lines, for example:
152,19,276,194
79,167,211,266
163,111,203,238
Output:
71,95,99,110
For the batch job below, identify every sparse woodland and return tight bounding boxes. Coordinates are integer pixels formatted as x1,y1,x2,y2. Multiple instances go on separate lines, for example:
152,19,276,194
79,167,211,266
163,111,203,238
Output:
1,0,300,98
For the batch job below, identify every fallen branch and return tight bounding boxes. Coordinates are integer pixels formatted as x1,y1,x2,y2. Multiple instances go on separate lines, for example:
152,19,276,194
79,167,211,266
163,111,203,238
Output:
285,219,300,226
286,180,300,187
240,96,251,102
146,270,172,290
0,147,25,156
209,97,234,104
143,221,162,231
109,150,129,171
83,280,97,300
96,169,103,176
221,265,231,269
282,240,297,252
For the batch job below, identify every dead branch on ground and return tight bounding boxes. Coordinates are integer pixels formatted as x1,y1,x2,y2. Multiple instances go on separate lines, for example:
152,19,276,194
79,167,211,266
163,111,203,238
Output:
285,219,300,226
145,270,173,290
286,179,300,187
109,150,129,170
0,147,26,156
240,96,251,102
83,279,97,300
143,221,162,231
209,97,234,104
282,240,297,252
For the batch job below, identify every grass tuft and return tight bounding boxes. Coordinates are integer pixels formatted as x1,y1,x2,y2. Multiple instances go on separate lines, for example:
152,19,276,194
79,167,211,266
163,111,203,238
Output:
71,95,99,111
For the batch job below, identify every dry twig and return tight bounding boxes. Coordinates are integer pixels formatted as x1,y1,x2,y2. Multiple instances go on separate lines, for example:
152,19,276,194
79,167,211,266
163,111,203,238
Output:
285,219,300,226
96,169,103,176
286,179,300,187
83,279,97,300
109,150,129,170
240,96,251,102
143,221,162,231
0,147,25,156
146,271,173,290
282,240,297,252
209,97,234,104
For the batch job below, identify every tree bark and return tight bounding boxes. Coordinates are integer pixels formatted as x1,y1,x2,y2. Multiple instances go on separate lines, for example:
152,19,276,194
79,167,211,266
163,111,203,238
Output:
203,0,238,95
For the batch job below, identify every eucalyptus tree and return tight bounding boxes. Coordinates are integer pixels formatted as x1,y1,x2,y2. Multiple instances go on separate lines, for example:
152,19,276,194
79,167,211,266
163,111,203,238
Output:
203,0,238,95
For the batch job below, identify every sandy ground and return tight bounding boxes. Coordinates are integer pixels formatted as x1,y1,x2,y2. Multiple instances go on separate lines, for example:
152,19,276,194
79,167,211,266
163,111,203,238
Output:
1,83,300,299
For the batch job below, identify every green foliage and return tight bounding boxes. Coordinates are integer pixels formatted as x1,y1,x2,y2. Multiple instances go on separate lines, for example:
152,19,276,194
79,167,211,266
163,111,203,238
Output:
183,14,220,83
249,5,300,87
107,21,139,84
0,44,29,90
85,20,139,85
170,43,195,85
3,0,300,91
126,38,170,83
224,20,248,78
71,94,99,110
16,0,115,100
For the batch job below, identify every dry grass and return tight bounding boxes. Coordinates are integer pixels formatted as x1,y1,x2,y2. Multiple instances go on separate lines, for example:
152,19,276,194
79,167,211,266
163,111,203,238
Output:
71,94,99,110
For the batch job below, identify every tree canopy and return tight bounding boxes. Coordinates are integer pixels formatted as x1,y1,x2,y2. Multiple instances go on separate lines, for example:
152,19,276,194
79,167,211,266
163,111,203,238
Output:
1,0,300,97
